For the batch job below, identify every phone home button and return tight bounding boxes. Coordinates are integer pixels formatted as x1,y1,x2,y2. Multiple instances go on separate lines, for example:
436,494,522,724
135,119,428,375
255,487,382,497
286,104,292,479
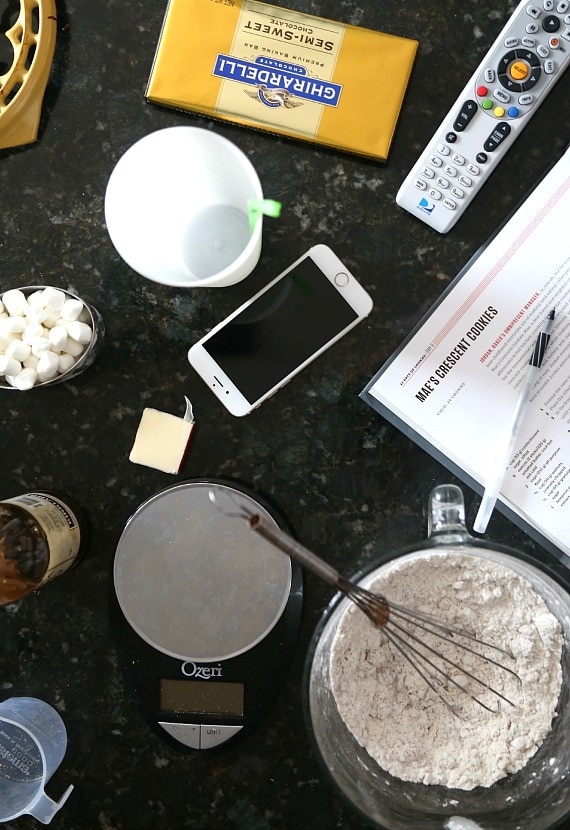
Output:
334,271,349,287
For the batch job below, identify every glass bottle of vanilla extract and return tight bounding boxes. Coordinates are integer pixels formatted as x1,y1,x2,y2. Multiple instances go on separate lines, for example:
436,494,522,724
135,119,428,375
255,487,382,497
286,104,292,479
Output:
0,492,86,606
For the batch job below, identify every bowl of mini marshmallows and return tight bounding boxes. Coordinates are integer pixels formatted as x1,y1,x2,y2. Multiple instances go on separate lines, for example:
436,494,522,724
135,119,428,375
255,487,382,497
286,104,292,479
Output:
0,286,104,390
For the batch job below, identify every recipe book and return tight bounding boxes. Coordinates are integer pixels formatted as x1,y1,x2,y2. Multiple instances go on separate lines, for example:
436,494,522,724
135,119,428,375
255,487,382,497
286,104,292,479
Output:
361,145,570,560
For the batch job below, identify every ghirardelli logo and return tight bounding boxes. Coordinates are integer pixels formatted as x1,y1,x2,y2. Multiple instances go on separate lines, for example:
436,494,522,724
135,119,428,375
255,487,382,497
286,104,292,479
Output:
181,661,223,679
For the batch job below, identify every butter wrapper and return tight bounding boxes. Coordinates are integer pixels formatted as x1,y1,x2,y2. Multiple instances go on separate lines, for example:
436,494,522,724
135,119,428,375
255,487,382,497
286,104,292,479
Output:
146,0,418,161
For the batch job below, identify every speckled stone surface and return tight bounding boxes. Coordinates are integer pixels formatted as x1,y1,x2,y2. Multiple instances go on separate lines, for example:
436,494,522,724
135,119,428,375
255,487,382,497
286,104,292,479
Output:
1,0,569,828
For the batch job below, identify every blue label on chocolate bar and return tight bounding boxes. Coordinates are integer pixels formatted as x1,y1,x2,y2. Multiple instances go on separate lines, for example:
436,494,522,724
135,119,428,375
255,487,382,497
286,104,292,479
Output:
213,54,342,107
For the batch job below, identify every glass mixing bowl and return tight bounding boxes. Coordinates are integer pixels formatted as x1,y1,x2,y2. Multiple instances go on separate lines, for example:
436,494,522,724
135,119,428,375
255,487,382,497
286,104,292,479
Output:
304,485,570,830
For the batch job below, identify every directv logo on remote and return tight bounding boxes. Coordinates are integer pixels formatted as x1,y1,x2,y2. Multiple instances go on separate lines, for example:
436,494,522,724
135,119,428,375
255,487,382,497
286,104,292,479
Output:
417,197,435,215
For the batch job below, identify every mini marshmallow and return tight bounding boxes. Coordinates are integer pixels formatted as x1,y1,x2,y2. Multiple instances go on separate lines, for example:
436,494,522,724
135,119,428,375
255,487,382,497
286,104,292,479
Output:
5,339,32,362
66,320,93,344
26,290,46,307
31,336,52,357
0,355,22,376
37,350,60,381
64,338,84,357
0,316,26,336
40,287,66,312
23,354,40,370
25,304,48,325
58,353,76,374
48,325,69,352
0,334,16,352
9,367,37,390
59,298,84,321
2,289,28,316
42,308,61,329
22,321,47,344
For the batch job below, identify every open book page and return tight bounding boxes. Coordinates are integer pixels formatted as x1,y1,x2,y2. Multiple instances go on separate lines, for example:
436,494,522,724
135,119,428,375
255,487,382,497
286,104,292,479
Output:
362,146,570,557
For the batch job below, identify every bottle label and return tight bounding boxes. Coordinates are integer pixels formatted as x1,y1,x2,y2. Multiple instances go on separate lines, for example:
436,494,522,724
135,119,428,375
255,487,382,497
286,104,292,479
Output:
2,493,82,586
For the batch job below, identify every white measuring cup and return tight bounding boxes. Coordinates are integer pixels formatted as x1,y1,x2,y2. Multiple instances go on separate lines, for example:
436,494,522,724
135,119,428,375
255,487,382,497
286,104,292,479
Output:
104,126,265,288
0,697,73,824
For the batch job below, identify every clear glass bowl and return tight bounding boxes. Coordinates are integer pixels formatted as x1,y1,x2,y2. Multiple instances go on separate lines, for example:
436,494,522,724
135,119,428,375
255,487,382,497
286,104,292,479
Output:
0,285,104,390
303,487,570,830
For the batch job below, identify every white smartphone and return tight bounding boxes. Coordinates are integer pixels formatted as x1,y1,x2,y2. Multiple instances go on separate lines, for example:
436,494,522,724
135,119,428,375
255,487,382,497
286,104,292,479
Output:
187,244,373,416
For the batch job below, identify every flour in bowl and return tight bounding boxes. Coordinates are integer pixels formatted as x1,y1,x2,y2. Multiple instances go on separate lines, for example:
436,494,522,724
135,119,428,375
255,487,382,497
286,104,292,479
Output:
330,552,563,790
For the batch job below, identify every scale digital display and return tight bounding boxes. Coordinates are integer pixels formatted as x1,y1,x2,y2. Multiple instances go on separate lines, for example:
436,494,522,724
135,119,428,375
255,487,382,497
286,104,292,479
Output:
160,679,245,717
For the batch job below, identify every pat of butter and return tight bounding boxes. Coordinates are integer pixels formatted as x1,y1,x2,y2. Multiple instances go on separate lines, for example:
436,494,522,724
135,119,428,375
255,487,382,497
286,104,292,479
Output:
146,0,418,161
129,408,194,474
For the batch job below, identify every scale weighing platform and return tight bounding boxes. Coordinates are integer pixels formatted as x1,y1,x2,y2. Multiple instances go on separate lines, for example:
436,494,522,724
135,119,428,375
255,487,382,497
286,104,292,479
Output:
109,479,303,751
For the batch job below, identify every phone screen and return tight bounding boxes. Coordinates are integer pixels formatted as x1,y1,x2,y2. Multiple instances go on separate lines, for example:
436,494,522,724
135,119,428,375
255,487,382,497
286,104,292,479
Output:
202,257,358,403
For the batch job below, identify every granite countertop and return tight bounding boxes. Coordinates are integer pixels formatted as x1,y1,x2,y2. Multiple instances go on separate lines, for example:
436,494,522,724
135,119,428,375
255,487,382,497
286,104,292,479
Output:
1,0,570,828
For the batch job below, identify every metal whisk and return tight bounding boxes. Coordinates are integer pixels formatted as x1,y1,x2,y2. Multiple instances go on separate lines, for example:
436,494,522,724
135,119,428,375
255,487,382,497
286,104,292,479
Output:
209,488,521,717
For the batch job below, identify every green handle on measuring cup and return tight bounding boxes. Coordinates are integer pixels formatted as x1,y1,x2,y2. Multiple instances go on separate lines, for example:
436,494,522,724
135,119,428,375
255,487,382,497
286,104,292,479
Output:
247,198,282,235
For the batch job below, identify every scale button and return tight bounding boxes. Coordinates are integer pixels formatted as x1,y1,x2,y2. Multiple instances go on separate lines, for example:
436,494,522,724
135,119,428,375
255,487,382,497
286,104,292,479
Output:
201,724,243,749
159,722,200,749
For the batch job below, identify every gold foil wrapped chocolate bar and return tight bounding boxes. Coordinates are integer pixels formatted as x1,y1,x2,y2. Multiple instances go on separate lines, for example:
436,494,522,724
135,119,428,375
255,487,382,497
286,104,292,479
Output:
146,0,418,161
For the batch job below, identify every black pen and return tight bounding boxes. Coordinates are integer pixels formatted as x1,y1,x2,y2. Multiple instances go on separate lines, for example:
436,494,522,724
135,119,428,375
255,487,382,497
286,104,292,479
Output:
474,307,556,533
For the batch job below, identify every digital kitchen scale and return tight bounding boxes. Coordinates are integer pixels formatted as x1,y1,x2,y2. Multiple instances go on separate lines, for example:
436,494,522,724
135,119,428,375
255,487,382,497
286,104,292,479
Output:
109,479,303,751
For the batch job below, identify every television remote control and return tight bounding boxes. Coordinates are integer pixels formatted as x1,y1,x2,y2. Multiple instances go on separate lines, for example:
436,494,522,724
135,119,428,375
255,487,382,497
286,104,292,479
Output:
396,0,570,233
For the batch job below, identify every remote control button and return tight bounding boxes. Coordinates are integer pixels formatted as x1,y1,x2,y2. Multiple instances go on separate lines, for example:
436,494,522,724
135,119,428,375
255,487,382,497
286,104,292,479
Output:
482,98,493,109
522,36,537,46
526,5,542,18
458,175,473,187
443,165,458,177
453,100,477,131
562,26,570,40
494,106,506,117
466,163,481,175
549,35,561,46
476,152,488,164
484,68,495,83
436,143,451,155
484,122,511,151
508,106,521,116
505,36,519,47
510,60,530,80
557,0,569,11
519,93,534,104
544,58,555,72
537,43,550,55
526,22,540,32
543,13,561,30
428,155,443,167
476,85,489,96
428,189,442,200
450,186,465,199
543,0,554,9
498,49,519,71
413,179,427,190
420,167,435,179
435,176,450,188
445,132,458,143
517,48,541,67
565,14,570,23
494,88,511,102
442,198,457,211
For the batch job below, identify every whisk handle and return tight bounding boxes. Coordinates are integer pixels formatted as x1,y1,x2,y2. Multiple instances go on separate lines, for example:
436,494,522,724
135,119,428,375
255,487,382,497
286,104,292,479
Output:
249,515,341,588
